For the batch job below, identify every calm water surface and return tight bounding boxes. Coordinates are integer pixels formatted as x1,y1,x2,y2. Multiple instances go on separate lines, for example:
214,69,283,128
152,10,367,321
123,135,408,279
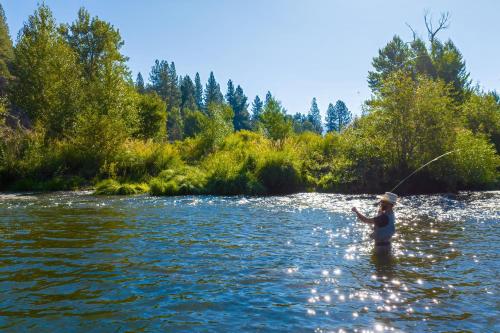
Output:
0,192,498,332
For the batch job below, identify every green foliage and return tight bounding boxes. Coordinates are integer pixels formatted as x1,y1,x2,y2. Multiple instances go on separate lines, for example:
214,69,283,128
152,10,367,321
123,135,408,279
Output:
317,155,356,192
95,179,149,195
149,166,206,196
367,71,457,173
149,60,181,134
167,106,183,141
62,7,138,133
259,97,292,141
431,40,470,103
100,140,181,181
0,4,13,95
70,110,129,176
292,113,315,134
136,72,145,93
227,81,250,131
368,36,413,92
460,93,500,152
201,131,266,195
183,109,205,138
194,72,204,110
63,8,128,81
325,100,351,132
2,4,498,196
233,85,251,131
0,97,7,124
180,75,197,112
137,92,167,140
325,103,336,133
308,97,323,134
449,129,500,188
369,33,470,103
255,150,303,194
11,4,83,139
197,103,234,154
204,72,224,109
251,95,263,122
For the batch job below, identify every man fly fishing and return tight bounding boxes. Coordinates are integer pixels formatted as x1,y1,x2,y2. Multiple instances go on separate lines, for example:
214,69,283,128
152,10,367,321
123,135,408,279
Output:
351,192,397,249
349,150,459,250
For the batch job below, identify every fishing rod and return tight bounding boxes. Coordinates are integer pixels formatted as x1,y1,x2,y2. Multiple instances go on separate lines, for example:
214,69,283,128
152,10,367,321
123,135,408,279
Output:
389,149,460,193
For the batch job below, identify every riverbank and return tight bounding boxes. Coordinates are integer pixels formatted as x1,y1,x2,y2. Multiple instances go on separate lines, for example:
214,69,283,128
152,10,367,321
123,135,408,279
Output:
2,130,499,196
3,133,498,197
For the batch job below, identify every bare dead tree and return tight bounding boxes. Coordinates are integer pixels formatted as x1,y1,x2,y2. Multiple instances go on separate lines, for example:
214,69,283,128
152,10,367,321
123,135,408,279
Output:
424,10,451,44
405,22,418,42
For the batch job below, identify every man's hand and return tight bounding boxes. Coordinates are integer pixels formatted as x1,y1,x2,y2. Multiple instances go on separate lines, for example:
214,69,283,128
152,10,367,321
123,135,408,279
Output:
351,207,373,224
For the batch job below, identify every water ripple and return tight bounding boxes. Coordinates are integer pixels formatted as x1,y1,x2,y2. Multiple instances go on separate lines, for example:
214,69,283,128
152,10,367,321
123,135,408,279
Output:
0,191,498,332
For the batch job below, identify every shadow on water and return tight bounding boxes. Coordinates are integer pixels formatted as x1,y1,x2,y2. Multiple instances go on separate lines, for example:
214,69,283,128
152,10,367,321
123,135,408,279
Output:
371,248,396,280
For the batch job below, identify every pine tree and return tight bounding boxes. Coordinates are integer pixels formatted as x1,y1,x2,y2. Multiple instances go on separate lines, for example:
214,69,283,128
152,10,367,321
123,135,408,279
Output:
251,95,263,121
167,61,181,111
308,97,323,134
180,75,196,112
292,112,314,133
149,60,169,100
136,72,145,93
148,60,180,112
0,4,14,96
333,100,351,132
265,91,272,106
431,39,470,102
325,103,336,132
204,71,223,109
225,79,235,107
194,72,203,110
232,85,250,130
368,35,413,92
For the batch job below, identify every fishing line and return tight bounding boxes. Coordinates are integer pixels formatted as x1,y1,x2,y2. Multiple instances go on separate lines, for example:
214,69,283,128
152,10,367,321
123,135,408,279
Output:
389,149,460,193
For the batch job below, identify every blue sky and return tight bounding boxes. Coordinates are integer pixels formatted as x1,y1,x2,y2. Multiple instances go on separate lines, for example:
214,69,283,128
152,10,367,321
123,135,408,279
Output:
5,1,500,117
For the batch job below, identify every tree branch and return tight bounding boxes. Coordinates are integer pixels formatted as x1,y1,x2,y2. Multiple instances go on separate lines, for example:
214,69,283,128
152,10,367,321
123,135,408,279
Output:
424,11,450,44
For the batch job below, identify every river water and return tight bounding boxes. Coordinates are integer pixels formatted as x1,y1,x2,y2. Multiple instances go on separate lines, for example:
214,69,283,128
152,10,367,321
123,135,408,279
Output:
0,192,498,332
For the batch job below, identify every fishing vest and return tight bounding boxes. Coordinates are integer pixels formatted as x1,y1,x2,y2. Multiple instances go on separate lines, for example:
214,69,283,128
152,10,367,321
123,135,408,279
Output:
372,211,396,242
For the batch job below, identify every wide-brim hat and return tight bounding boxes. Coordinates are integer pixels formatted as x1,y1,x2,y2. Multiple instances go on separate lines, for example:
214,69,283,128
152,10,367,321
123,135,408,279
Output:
377,192,398,205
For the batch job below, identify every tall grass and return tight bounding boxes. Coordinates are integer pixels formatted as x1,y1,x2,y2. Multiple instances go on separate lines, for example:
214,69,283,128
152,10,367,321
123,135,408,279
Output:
1,126,498,194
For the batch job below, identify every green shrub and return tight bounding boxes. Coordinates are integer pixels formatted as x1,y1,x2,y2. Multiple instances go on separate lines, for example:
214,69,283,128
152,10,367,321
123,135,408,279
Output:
100,140,181,181
255,151,303,194
149,166,207,196
317,156,356,192
449,129,500,188
199,132,271,195
94,179,149,195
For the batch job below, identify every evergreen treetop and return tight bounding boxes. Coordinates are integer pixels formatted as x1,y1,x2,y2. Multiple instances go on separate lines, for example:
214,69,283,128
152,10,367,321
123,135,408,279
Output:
136,72,145,93
308,97,323,134
194,72,203,110
251,95,263,121
204,71,224,109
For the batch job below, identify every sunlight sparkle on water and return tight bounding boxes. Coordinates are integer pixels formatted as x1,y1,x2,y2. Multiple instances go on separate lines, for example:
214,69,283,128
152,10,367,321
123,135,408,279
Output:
1,191,498,332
